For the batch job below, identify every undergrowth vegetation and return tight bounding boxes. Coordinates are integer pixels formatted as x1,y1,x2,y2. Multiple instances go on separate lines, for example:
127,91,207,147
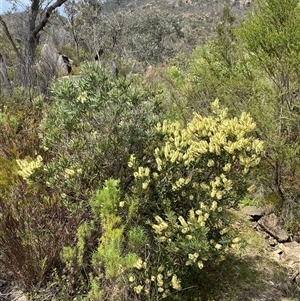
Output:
1,0,300,300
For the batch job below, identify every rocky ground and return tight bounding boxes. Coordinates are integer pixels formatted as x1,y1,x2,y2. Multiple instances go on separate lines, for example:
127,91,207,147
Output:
217,206,300,301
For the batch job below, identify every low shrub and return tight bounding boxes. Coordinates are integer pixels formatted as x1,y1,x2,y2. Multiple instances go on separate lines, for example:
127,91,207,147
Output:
39,62,164,203
128,100,264,299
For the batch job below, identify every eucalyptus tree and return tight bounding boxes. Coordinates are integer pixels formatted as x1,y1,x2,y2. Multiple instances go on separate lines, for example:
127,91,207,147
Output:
0,0,69,88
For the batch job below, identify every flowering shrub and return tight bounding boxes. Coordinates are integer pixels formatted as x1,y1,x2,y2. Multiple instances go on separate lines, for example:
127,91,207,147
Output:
128,100,264,299
39,62,164,206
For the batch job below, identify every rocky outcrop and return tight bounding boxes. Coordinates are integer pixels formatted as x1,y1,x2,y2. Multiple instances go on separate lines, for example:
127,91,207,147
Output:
242,205,265,221
37,44,72,77
258,213,290,242
242,206,300,287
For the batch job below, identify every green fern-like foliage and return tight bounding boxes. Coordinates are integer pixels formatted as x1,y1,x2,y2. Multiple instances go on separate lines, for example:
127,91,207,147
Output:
61,179,144,300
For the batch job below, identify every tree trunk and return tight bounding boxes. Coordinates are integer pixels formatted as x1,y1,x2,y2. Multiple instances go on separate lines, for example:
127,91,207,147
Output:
0,0,69,88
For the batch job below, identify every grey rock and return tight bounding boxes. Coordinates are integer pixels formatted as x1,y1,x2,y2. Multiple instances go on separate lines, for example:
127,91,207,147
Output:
279,241,300,264
37,44,72,76
258,213,290,242
269,238,278,247
242,206,265,221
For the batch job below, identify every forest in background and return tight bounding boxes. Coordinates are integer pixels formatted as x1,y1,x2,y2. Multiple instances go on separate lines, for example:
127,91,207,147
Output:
0,0,300,300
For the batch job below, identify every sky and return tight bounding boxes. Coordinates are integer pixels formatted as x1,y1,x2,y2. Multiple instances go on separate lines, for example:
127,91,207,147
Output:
0,0,31,14
0,0,69,14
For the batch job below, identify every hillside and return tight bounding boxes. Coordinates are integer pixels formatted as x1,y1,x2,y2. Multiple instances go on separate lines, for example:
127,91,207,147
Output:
1,0,300,300
99,0,253,57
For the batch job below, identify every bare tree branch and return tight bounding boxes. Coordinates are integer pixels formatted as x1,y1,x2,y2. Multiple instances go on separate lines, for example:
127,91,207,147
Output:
0,16,24,64
30,0,69,41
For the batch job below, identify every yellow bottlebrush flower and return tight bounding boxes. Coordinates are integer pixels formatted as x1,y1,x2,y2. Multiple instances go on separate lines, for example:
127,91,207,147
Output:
64,168,75,178
211,201,218,211
153,216,168,232
178,178,185,186
76,91,88,103
207,159,215,167
152,225,162,234
16,155,43,183
178,216,188,228
155,157,163,171
163,143,171,159
138,167,144,177
171,274,181,291
240,112,256,131
152,172,159,179
197,216,205,227
220,228,228,235
181,227,189,234
216,191,223,200
174,136,181,148
197,261,204,269
161,120,167,133
223,163,231,172
167,270,173,277
186,235,193,240
219,107,228,120
232,237,240,243
254,157,261,166
204,213,210,220
243,167,249,175
252,139,264,154
197,140,209,154
158,266,164,272
210,188,216,198
195,209,203,216
170,150,179,163
134,285,143,294
158,287,164,293
200,182,210,191
157,274,164,287
134,258,143,270
231,243,241,250
158,236,167,242
162,291,169,298
142,181,150,190
154,147,160,156
224,143,235,154
156,122,162,132
223,178,233,191
215,243,222,250
119,201,125,208
144,167,150,177
188,252,199,262
200,202,207,210
129,275,135,282
189,209,196,220
247,184,256,193
211,99,220,114
189,195,194,201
